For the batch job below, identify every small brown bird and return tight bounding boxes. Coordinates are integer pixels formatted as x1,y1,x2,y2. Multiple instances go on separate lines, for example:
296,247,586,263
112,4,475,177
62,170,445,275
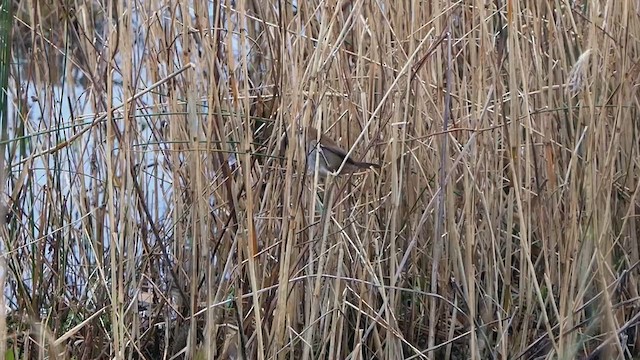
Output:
303,127,380,177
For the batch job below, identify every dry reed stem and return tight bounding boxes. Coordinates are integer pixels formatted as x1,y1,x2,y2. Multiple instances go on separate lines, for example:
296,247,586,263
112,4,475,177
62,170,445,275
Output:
3,0,640,359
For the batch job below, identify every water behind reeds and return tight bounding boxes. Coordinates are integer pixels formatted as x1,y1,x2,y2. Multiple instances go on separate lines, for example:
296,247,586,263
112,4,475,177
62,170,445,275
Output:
2,1,640,359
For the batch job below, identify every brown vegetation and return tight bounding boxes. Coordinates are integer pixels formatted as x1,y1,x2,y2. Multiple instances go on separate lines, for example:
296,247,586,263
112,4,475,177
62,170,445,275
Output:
2,0,640,359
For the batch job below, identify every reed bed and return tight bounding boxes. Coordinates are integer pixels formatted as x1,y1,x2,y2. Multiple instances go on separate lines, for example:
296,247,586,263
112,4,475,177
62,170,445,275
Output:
2,0,640,359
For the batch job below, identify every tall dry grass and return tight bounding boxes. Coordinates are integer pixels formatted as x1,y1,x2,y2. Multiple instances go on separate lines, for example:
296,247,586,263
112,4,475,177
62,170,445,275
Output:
2,0,640,359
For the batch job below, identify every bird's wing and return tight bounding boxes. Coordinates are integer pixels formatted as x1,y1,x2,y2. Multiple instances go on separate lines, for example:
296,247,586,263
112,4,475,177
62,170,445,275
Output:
319,136,349,157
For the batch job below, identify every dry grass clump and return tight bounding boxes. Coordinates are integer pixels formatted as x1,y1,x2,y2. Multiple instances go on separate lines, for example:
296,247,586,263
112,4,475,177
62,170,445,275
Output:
2,0,640,359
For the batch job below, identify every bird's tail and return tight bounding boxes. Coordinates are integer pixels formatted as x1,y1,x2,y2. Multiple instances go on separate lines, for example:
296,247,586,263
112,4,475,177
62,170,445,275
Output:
354,161,381,169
